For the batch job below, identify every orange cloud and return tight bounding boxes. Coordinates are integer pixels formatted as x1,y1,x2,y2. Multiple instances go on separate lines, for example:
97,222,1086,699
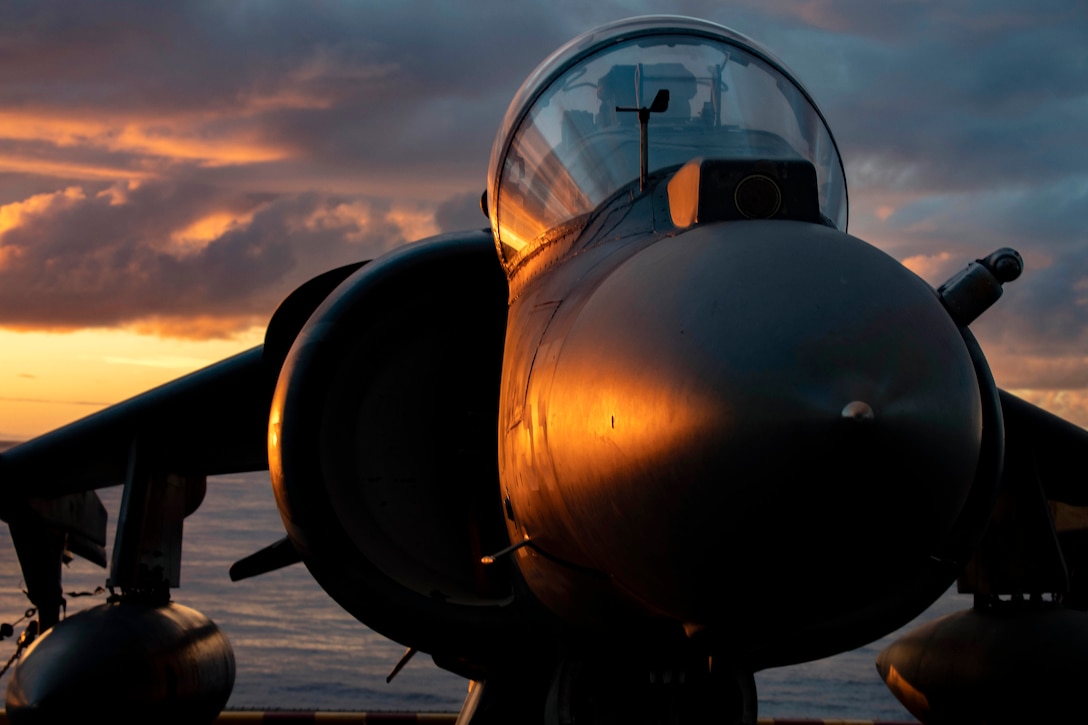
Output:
0,154,151,181
124,315,269,341
0,187,86,237
0,112,112,146
0,245,18,269
95,181,142,206
0,108,292,179
305,200,439,244
987,352,1088,392
387,206,440,244
900,251,955,284
305,201,373,237
112,123,288,166
1005,389,1088,430
169,209,262,255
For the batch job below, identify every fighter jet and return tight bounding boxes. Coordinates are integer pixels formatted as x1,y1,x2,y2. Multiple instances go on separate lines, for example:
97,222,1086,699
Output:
2,15,1087,725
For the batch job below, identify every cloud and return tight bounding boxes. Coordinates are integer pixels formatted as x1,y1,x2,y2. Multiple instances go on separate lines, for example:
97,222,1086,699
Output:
0,179,430,335
0,1,590,194
900,251,956,283
0,0,604,337
434,191,487,234
1007,389,1088,429
0,0,1084,414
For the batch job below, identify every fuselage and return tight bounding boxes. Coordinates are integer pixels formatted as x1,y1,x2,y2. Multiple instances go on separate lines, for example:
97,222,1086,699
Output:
496,170,988,665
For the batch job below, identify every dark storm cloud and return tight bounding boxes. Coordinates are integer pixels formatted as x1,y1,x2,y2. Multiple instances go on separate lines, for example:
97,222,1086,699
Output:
696,0,1088,393
1,2,542,113
0,0,596,332
852,174,1088,384
0,1,593,190
434,191,487,234
1,0,1085,390
6,0,1083,194
768,1,1088,194
0,180,411,332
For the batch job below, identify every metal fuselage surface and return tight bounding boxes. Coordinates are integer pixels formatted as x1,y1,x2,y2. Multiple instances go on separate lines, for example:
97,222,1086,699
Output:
496,176,988,666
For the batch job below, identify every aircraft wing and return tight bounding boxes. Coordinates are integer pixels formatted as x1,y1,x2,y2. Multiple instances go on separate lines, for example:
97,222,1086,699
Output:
0,260,368,506
0,346,272,503
990,390,1088,608
998,388,1088,506
953,390,1088,602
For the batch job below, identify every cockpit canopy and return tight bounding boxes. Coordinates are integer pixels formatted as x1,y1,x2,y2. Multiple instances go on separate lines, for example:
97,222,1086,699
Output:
487,16,848,270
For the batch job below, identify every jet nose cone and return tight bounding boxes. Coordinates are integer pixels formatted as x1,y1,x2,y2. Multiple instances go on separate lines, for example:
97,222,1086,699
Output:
541,220,983,628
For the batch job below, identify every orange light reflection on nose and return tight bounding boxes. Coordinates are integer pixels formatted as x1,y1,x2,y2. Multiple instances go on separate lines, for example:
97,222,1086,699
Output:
541,353,728,499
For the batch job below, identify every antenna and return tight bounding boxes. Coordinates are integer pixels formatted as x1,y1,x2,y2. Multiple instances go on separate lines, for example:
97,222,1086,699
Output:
616,88,670,191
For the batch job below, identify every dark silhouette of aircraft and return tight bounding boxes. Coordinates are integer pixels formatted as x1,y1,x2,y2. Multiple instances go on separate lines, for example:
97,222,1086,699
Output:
2,15,1088,725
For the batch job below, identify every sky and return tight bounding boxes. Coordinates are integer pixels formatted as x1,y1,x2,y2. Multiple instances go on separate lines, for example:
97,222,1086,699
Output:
1,0,1086,439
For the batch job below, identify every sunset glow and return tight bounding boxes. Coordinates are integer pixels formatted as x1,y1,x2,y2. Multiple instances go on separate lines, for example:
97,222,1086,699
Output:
1,2,1085,442
0,326,263,440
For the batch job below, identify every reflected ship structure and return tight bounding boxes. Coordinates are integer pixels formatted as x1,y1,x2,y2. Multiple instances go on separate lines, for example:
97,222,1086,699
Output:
2,15,1087,725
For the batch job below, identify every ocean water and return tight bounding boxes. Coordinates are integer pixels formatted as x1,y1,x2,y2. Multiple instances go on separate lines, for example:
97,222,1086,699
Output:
0,470,965,719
